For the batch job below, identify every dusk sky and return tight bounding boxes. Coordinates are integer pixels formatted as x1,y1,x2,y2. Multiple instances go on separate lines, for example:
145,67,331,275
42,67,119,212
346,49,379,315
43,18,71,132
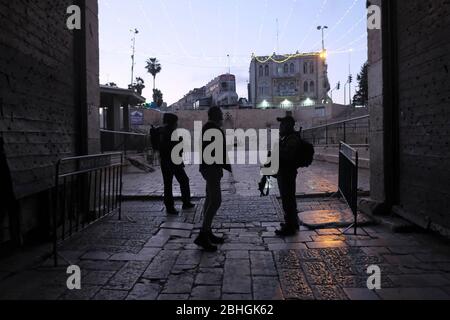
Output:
99,0,368,105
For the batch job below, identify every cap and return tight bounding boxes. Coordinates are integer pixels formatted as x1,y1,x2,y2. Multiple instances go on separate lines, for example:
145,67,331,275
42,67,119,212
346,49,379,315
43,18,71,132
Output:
208,106,224,121
277,115,296,127
163,113,178,125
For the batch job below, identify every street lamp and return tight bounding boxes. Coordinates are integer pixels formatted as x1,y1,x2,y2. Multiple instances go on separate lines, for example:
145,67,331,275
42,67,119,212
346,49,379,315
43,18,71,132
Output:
317,26,328,51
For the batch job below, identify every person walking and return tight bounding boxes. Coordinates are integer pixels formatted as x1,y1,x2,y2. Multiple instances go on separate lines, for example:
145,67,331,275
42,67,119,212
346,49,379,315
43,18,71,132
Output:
195,107,231,252
159,113,195,215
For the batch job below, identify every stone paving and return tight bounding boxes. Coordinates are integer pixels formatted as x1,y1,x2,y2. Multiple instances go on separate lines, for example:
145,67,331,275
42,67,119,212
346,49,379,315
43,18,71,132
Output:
1,195,450,300
123,160,370,198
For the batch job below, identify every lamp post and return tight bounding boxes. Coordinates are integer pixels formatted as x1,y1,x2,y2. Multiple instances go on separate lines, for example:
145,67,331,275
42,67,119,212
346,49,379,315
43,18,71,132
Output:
317,25,329,51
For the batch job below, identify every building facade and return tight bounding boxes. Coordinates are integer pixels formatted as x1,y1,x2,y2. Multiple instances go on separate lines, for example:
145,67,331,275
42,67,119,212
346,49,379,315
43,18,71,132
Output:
170,74,239,111
249,52,331,109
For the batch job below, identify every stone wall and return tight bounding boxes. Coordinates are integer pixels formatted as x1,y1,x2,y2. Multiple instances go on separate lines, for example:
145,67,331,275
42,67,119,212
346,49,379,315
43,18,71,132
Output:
395,0,450,233
134,104,363,132
0,0,100,244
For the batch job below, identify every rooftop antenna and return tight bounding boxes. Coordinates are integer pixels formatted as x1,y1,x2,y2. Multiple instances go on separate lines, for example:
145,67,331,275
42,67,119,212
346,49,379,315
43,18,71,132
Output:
227,54,231,74
130,28,139,86
276,18,279,53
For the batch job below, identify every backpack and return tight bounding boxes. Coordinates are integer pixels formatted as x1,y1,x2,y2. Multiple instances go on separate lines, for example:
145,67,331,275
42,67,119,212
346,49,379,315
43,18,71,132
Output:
294,132,315,168
150,126,161,151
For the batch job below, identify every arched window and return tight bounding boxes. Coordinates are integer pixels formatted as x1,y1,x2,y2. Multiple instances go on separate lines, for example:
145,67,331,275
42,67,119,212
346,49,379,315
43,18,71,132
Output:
265,65,269,76
284,63,289,73
304,81,309,93
303,62,308,74
290,63,295,73
310,62,315,74
259,65,264,77
310,81,315,93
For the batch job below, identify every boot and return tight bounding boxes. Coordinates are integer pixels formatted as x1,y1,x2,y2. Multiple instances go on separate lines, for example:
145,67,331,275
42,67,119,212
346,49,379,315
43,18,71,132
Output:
280,223,300,231
166,207,179,215
208,231,225,245
182,202,196,210
275,225,298,237
194,232,218,252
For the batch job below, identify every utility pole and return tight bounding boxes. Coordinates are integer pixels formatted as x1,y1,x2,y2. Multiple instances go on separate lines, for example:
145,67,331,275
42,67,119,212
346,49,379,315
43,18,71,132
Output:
348,49,353,105
130,28,139,86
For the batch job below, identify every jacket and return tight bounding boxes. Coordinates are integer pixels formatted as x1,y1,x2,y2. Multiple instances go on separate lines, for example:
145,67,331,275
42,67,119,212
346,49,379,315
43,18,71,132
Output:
199,121,232,174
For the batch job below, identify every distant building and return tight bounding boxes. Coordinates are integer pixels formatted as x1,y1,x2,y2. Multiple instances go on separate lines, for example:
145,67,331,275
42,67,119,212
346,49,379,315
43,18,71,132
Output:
170,74,239,110
171,87,206,111
248,52,331,109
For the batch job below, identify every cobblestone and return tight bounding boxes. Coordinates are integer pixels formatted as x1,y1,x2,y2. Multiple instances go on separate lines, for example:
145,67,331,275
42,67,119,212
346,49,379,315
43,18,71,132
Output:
1,194,450,300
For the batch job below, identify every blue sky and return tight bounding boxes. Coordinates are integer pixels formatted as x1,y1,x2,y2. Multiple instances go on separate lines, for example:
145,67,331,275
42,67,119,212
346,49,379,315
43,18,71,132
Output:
99,0,368,105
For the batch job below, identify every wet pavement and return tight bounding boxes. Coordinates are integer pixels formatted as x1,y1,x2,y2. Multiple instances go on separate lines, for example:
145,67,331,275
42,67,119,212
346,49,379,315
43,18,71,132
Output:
0,195,449,300
122,160,370,198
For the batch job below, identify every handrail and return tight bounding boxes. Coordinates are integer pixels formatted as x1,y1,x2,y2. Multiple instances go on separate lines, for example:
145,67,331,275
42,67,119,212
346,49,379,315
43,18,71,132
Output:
100,129,147,137
303,115,369,132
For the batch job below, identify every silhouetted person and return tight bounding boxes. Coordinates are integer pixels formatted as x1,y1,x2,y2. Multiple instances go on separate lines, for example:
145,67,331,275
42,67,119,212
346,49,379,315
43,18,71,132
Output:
195,107,231,252
275,115,300,236
159,113,195,215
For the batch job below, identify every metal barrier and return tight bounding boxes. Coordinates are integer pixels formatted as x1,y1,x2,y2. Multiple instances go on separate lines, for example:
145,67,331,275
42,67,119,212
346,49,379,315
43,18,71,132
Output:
100,129,151,155
339,142,359,235
52,152,123,266
302,115,370,146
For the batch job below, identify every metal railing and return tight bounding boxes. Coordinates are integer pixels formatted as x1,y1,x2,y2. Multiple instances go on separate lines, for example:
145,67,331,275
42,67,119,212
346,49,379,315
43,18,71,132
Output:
100,129,151,155
302,115,370,146
339,142,359,235
52,152,123,266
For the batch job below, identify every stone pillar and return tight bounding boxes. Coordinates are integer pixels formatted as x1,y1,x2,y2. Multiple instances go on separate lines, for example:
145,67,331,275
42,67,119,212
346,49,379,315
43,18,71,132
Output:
367,0,385,204
78,0,100,155
363,0,398,215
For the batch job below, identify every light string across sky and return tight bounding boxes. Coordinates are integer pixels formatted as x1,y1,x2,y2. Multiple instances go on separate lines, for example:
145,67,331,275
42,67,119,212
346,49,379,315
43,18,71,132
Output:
99,0,368,105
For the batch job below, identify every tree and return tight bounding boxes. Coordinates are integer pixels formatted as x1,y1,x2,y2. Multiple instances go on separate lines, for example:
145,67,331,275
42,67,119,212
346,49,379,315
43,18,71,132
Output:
129,77,145,95
352,62,368,107
145,58,162,90
153,89,164,108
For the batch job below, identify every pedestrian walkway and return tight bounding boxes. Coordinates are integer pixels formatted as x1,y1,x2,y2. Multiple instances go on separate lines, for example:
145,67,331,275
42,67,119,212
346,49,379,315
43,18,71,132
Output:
123,161,370,198
1,195,449,300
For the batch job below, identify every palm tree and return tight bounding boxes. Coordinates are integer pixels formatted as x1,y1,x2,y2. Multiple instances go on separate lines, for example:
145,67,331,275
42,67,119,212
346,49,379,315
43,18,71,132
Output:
145,58,162,90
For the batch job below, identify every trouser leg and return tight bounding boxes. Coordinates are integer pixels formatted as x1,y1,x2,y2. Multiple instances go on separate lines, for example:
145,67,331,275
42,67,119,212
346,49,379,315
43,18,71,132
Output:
174,166,191,205
201,174,222,233
162,166,175,209
278,173,298,228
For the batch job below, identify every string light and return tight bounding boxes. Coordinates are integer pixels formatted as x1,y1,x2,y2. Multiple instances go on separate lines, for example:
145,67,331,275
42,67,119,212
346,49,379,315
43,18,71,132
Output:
297,0,329,50
309,0,361,51
326,13,367,49
252,52,322,64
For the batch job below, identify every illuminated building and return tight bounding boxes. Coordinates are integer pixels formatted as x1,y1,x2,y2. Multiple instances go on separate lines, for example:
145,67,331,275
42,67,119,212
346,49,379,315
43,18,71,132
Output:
248,51,331,109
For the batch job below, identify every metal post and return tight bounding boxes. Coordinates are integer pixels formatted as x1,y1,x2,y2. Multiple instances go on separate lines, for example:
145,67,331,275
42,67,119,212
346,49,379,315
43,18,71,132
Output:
53,161,60,267
119,153,123,221
343,122,347,143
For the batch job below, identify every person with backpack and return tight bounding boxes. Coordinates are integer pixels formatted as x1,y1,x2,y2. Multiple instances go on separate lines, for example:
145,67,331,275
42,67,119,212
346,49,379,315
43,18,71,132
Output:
275,114,314,237
157,113,195,215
